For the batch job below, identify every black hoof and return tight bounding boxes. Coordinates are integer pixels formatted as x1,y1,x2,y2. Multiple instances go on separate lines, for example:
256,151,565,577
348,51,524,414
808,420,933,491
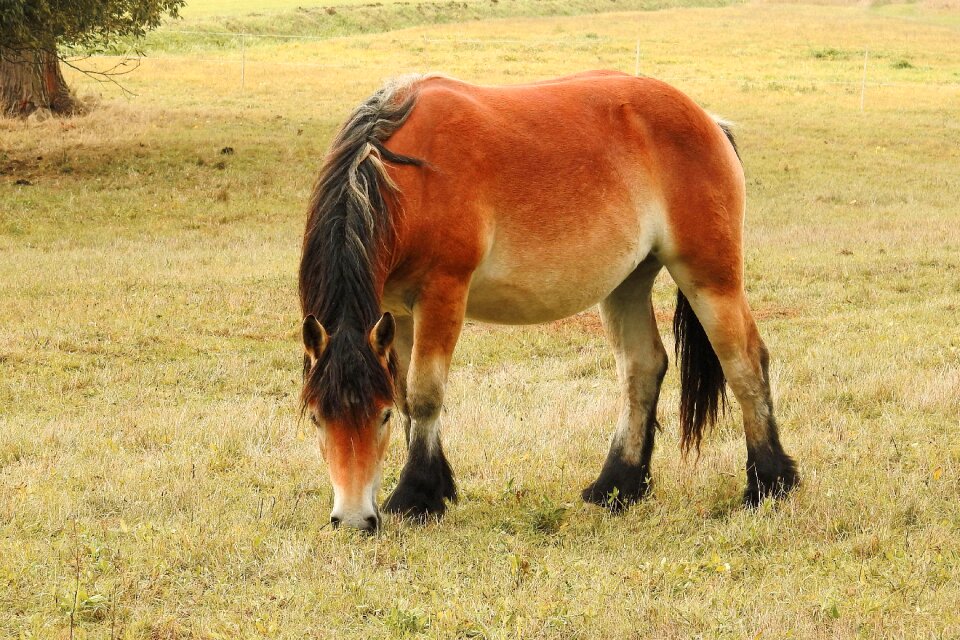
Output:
383,446,457,522
383,481,453,521
581,457,651,513
743,442,799,507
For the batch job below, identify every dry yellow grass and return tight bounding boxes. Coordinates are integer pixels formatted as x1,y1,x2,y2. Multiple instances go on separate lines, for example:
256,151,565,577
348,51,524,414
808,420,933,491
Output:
1,1,959,638
179,0,409,18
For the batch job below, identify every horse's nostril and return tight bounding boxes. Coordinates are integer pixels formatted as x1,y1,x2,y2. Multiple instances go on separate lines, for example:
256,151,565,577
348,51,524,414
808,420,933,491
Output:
330,516,341,529
364,515,380,532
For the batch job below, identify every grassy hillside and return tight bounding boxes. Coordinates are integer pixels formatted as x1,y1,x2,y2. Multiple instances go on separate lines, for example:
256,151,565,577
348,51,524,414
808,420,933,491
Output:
142,0,742,52
179,0,411,18
2,1,959,638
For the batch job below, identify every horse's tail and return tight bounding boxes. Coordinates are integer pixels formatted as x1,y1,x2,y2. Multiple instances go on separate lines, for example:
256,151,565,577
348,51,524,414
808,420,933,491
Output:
673,290,728,454
713,116,741,163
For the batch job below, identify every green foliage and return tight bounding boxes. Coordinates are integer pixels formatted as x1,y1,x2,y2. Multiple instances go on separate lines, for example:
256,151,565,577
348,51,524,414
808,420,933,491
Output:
528,499,569,535
0,0,184,50
811,46,853,60
383,606,430,635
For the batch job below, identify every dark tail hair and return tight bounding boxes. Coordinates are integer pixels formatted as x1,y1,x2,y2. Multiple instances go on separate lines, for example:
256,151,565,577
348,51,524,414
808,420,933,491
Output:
715,119,741,163
673,290,728,454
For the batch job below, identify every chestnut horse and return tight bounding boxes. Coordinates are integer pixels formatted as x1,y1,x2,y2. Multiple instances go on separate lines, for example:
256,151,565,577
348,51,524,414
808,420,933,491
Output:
299,71,798,531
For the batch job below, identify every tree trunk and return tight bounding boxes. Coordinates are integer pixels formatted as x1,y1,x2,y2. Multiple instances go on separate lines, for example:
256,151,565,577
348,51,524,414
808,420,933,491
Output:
0,46,77,117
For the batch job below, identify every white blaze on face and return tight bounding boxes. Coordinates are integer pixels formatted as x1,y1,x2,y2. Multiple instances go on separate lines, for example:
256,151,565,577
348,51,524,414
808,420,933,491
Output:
318,407,393,531
330,469,382,531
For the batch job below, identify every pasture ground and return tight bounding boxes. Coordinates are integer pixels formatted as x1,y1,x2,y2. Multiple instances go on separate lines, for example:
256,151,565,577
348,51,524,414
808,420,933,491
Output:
1,0,959,637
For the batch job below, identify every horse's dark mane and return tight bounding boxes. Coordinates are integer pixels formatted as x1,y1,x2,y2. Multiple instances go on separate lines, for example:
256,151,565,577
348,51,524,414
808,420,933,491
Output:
299,78,422,426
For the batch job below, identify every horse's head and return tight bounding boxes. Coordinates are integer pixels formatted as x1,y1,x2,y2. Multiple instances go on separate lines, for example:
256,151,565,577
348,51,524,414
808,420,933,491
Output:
300,313,396,532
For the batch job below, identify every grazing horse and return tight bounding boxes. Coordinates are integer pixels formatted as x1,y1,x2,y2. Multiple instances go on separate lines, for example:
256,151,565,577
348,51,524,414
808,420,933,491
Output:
299,71,798,531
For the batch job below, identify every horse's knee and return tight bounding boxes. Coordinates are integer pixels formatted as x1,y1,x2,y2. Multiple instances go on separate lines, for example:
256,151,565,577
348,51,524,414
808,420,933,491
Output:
623,347,668,398
407,387,443,424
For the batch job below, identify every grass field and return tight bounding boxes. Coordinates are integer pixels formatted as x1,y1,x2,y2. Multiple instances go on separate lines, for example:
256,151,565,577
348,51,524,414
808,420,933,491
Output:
2,0,959,638
178,0,408,18
138,0,742,53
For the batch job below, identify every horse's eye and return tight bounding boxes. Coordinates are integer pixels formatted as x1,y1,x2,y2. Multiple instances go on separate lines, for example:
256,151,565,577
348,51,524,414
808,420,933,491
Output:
381,410,392,425
310,414,320,426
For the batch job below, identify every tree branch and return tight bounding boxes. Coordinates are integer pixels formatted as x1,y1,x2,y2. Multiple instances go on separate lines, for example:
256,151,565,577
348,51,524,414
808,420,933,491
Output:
58,53,141,98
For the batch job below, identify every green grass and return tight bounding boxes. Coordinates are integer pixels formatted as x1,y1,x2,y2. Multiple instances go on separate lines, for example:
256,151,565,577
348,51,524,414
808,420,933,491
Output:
2,1,960,638
871,0,960,28
140,0,743,53
178,0,411,19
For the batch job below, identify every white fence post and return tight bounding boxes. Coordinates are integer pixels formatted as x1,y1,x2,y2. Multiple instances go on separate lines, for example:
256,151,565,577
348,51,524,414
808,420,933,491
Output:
860,48,868,111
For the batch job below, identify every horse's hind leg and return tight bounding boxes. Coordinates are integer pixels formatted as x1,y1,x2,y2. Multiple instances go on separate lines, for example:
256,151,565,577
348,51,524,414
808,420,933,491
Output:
668,266,798,505
582,259,668,511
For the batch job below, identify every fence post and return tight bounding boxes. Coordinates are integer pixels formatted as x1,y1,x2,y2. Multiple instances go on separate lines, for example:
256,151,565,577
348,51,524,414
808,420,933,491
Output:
860,48,868,111
635,40,640,76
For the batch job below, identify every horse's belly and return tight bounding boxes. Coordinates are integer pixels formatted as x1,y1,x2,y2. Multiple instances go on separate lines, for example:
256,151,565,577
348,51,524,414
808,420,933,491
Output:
464,224,654,324
465,277,622,324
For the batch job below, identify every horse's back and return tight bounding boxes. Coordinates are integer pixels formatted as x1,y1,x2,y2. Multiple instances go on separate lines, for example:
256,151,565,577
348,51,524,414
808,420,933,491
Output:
390,72,741,226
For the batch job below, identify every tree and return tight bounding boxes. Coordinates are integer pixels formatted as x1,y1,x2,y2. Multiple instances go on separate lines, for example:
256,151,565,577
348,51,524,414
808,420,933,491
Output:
0,0,184,117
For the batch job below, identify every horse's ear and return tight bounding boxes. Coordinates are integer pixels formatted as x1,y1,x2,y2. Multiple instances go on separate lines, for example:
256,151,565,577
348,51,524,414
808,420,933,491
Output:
369,312,395,356
302,315,328,365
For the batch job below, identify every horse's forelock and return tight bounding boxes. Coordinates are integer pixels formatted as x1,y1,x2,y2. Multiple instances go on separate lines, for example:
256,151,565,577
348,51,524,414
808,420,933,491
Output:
301,329,396,429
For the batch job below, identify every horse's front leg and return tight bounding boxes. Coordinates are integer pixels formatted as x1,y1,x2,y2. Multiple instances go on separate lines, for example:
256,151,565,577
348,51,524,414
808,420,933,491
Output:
383,275,468,521
391,314,414,445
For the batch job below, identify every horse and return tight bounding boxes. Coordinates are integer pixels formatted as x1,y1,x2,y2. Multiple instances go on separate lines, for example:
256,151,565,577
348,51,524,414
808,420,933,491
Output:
298,71,798,531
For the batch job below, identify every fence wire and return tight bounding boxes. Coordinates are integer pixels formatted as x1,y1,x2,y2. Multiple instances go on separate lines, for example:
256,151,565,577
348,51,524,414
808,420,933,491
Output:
66,29,960,107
